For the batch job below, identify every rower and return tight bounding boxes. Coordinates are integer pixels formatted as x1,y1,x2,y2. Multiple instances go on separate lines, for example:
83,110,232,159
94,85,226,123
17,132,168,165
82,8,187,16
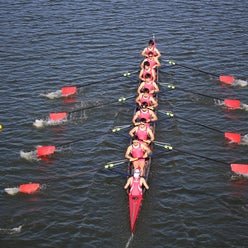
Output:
129,118,154,147
125,136,151,176
137,73,160,95
140,51,161,70
132,102,158,127
139,61,156,81
141,39,161,59
124,169,149,195
135,88,158,110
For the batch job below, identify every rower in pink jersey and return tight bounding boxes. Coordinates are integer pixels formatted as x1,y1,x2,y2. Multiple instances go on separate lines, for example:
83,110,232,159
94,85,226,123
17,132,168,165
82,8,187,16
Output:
124,169,149,195
141,39,161,58
125,136,151,176
141,51,161,70
139,61,156,81
135,88,158,110
132,102,158,127
129,118,154,147
137,73,159,95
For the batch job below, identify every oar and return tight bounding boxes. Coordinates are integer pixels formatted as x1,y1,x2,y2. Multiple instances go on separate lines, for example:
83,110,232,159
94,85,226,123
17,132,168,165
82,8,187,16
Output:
161,83,242,110
61,70,138,97
4,159,128,195
153,141,248,176
4,183,40,195
167,60,236,85
158,110,243,144
48,95,135,121
36,138,83,157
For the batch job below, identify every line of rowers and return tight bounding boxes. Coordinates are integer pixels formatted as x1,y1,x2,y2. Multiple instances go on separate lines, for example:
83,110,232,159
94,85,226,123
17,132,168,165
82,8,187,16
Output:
124,39,161,192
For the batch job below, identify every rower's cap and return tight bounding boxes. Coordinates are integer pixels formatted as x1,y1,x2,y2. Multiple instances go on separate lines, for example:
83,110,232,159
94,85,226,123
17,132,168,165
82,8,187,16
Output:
134,169,140,178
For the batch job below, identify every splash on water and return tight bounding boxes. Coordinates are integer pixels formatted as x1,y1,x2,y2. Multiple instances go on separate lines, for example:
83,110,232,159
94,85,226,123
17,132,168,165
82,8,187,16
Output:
40,90,62,99
20,150,40,161
33,119,68,128
240,134,248,145
0,225,22,235
240,103,248,111
214,99,223,107
4,187,20,195
233,79,248,87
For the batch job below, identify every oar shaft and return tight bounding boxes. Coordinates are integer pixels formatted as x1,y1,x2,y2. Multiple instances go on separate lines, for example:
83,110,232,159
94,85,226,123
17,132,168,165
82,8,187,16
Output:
168,60,218,77
177,115,223,134
57,138,82,147
77,70,138,89
174,147,228,165
155,141,229,165
68,96,134,114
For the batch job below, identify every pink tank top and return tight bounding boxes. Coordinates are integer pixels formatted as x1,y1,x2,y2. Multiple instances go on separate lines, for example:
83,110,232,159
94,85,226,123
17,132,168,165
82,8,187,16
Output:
136,126,148,140
139,109,151,121
130,178,142,196
131,143,144,158
142,68,154,80
140,94,151,106
147,58,156,68
143,81,155,93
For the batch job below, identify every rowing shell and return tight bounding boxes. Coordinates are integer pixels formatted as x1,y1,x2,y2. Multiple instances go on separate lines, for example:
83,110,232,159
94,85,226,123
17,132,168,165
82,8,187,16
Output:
127,50,159,232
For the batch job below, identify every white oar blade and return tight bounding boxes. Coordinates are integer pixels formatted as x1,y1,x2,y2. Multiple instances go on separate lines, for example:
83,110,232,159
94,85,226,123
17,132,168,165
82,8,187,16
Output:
4,187,20,195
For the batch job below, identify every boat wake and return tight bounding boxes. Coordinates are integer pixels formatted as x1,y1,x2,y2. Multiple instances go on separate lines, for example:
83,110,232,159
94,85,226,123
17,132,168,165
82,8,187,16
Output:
20,150,40,161
240,134,248,145
33,119,68,128
0,225,22,235
125,233,134,248
233,79,248,87
240,103,248,111
40,90,62,99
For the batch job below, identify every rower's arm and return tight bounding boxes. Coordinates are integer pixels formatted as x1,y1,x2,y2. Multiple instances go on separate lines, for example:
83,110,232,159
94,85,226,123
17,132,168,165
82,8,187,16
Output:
125,146,133,160
124,177,132,189
148,128,155,142
129,127,137,137
141,178,149,190
132,112,139,125
137,83,144,94
150,111,158,122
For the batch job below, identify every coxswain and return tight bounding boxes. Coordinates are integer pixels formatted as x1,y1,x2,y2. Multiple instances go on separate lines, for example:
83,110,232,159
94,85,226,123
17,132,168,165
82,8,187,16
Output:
135,88,158,110
124,169,149,195
125,136,151,176
141,39,161,59
129,118,154,147
132,102,158,127
137,73,160,95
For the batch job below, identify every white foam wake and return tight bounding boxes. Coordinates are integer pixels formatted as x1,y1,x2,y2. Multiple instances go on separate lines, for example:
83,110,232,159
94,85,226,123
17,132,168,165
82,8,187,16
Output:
0,225,22,235
40,90,62,99
33,119,67,128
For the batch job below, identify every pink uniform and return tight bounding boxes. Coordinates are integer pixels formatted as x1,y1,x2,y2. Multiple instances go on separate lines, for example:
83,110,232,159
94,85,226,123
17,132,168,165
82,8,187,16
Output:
143,81,156,93
146,57,157,68
141,68,154,80
131,143,145,165
144,46,158,57
139,94,151,106
138,109,151,121
136,126,148,140
130,178,142,196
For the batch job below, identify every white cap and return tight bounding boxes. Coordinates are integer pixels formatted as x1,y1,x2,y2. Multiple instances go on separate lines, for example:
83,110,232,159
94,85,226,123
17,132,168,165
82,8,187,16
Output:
133,169,140,178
